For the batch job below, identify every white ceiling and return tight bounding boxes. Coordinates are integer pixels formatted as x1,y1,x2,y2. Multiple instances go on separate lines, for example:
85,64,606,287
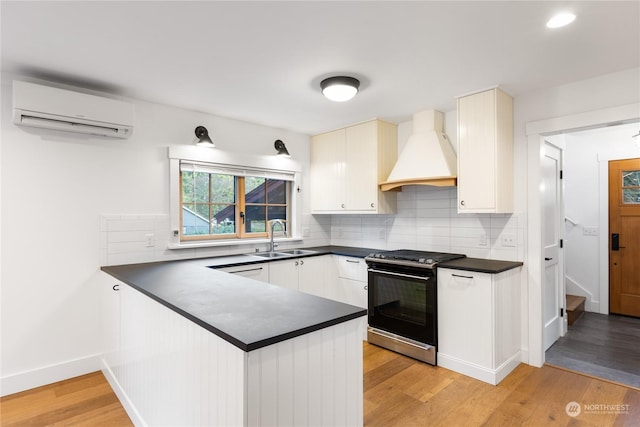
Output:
2,1,639,135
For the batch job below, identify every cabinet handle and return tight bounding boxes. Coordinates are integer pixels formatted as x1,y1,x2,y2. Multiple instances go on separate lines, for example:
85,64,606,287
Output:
452,273,473,279
460,200,465,206
112,284,120,291
545,257,552,261
341,203,345,209
295,261,299,266
370,203,375,208
229,267,263,274
299,260,304,266
364,285,368,290
345,259,360,264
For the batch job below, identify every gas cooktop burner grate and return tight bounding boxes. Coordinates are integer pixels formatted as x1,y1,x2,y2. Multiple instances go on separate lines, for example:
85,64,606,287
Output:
365,249,466,267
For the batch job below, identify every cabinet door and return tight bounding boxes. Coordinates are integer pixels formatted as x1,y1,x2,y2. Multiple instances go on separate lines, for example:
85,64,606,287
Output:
218,264,269,283
437,268,493,368
298,256,327,298
310,129,346,212
345,121,378,211
337,278,368,308
457,89,497,211
268,259,298,290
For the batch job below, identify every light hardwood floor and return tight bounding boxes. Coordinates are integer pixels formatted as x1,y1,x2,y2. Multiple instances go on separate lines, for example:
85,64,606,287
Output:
2,342,640,426
0,371,132,426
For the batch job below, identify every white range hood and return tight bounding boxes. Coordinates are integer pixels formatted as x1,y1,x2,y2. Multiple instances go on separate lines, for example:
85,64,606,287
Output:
380,110,457,191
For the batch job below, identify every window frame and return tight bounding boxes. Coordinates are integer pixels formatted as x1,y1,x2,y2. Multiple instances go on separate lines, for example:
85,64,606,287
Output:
180,169,291,241
168,146,301,249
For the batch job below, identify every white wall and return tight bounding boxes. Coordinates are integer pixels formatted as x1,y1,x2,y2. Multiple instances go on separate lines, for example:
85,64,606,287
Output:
0,73,319,395
563,123,640,313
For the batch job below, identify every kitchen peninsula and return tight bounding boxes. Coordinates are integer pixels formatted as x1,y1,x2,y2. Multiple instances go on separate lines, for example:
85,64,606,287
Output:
101,253,366,426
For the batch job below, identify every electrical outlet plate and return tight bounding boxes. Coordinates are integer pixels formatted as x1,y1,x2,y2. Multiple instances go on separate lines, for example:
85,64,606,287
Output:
145,233,155,247
501,233,516,247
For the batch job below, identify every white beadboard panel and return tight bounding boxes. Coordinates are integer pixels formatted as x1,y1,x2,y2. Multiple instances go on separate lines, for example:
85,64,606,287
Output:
112,285,246,426
106,283,364,426
247,319,363,427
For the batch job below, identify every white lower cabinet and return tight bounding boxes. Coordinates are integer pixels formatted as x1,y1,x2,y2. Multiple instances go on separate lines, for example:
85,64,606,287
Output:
269,255,327,294
437,267,521,385
333,255,369,340
333,255,368,308
218,263,269,282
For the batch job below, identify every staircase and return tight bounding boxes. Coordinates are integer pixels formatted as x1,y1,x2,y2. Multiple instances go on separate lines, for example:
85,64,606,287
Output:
566,294,586,326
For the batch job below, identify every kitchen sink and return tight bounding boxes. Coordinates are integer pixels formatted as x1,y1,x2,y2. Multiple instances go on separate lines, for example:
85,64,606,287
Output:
253,252,291,258
278,249,317,255
252,249,317,258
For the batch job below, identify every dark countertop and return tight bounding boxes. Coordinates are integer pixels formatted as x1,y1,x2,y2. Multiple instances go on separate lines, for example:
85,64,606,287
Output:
102,245,522,352
102,246,372,353
438,257,523,273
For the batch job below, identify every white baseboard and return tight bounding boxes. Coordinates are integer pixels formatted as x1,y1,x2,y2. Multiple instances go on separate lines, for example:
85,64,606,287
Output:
437,352,521,385
100,358,145,426
0,354,102,397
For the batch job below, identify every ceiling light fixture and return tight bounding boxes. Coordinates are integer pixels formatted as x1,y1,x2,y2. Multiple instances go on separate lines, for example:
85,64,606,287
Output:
320,76,360,102
546,12,576,28
194,126,214,147
274,139,290,157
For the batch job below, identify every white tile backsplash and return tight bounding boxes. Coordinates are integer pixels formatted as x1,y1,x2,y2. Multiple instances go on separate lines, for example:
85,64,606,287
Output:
101,187,522,266
328,186,523,261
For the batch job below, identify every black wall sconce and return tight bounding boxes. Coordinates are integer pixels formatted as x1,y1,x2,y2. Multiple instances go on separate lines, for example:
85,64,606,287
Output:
274,139,290,157
195,126,214,147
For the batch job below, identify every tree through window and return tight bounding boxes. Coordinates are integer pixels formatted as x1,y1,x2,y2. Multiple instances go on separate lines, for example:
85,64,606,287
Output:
180,162,290,241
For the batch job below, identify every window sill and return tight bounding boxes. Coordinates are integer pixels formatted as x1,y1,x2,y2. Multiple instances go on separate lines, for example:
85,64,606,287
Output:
167,236,303,250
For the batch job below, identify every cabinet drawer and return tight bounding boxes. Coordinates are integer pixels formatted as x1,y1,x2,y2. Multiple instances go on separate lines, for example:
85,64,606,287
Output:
335,256,367,282
218,264,269,282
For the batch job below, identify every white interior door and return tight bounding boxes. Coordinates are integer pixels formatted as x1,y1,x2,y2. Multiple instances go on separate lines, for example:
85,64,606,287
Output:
543,142,565,351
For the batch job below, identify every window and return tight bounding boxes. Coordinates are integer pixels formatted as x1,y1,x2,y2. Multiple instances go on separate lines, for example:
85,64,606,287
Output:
622,170,640,204
180,161,291,241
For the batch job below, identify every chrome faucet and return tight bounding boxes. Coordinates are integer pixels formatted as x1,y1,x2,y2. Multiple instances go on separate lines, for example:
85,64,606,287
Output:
269,219,286,253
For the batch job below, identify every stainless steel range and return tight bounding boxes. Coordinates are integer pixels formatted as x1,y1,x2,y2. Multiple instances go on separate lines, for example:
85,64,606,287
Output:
365,249,466,365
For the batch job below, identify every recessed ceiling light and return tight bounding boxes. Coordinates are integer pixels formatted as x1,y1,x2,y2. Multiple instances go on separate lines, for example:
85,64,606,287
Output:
546,12,576,29
320,76,360,102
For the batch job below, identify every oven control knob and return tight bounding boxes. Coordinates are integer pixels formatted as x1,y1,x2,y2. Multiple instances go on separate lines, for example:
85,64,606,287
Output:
426,258,434,265
418,258,426,263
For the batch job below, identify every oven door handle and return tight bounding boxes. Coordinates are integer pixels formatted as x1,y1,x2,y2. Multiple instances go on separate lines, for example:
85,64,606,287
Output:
368,268,431,281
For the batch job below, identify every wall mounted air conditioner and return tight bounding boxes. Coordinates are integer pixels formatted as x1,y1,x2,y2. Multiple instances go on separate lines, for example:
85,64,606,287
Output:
13,80,134,139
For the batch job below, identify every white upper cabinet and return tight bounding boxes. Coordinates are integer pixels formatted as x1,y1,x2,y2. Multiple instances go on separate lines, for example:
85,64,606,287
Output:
457,88,514,213
311,119,397,214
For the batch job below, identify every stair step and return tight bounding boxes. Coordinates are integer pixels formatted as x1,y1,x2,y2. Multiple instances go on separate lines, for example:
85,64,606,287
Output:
566,294,586,326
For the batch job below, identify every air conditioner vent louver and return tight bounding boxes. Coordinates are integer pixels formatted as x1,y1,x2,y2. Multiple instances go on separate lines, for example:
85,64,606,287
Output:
12,81,134,139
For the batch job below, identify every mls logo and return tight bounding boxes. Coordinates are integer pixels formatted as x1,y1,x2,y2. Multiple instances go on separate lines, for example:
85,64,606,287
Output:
566,401,582,417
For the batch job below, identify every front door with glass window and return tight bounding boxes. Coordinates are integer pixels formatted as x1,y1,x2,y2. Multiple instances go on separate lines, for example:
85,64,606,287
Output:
609,158,640,317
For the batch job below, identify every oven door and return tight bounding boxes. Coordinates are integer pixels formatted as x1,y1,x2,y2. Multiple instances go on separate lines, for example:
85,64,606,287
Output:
367,267,436,345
